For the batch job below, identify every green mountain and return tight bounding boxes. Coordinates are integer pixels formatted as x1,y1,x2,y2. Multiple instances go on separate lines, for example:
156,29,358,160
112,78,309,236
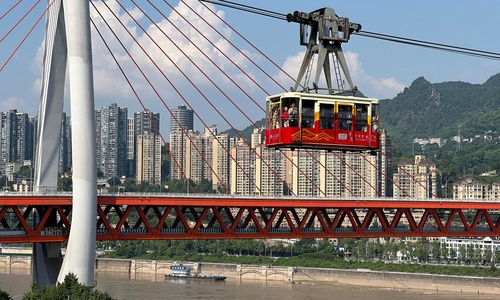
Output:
379,74,500,151
380,73,500,181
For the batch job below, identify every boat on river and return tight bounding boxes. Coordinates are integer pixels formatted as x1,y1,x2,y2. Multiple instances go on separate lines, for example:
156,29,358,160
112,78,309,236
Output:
165,264,226,281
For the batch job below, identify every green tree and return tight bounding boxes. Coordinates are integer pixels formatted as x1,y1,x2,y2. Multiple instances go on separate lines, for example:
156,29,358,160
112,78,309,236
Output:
458,245,466,263
23,273,114,300
107,176,121,186
0,289,10,300
58,177,72,191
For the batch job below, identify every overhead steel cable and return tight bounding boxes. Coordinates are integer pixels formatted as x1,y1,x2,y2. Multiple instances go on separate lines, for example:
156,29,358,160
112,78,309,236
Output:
200,0,287,21
200,0,500,61
360,30,500,58
357,31,500,61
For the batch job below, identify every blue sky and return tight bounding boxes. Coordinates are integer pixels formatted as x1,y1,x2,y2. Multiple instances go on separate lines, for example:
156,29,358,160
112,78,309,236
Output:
1,0,499,134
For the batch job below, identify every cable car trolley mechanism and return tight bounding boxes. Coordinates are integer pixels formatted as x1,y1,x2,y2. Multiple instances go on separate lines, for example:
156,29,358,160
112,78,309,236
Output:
265,7,380,152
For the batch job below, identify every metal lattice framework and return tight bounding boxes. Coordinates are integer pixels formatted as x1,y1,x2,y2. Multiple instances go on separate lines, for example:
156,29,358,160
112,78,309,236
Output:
1,195,500,243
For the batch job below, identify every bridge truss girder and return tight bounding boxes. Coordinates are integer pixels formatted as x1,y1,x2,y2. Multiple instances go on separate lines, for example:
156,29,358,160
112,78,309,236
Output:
1,196,500,243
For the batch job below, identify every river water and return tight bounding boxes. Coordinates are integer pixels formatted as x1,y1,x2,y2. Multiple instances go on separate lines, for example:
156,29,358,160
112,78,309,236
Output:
0,270,498,300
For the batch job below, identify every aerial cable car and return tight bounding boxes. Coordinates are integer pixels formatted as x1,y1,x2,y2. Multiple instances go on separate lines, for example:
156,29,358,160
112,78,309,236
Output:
265,7,380,152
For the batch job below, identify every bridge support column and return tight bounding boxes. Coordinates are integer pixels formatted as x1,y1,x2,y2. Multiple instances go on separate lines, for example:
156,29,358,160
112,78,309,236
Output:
57,0,97,285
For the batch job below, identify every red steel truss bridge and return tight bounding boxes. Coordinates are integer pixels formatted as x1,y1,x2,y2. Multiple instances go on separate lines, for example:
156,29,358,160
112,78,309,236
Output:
2,193,500,244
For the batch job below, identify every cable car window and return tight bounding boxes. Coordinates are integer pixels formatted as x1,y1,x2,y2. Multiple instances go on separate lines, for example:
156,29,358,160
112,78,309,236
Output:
356,104,368,132
269,102,280,129
284,98,298,127
320,104,334,129
302,100,315,128
338,105,352,130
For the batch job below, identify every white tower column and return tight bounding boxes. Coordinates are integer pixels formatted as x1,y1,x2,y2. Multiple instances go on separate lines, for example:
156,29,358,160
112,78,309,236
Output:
57,0,97,285
33,0,66,287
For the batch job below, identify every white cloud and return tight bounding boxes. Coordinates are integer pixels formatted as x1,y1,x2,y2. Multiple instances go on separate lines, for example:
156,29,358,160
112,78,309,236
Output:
0,96,27,112
345,52,405,99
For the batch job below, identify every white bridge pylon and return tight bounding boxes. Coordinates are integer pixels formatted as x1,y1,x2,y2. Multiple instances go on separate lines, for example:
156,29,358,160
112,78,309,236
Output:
35,0,97,286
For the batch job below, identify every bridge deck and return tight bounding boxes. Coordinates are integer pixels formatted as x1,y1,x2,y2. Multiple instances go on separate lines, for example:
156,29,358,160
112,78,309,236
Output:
1,194,500,243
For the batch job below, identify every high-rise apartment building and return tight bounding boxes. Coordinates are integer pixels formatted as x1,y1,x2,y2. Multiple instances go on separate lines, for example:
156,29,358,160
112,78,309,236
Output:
134,110,160,135
0,110,36,175
126,117,135,177
96,103,128,179
377,128,393,197
136,131,161,185
132,110,160,178
211,132,235,192
185,130,204,183
171,105,193,133
169,130,186,181
230,138,256,195
59,113,72,173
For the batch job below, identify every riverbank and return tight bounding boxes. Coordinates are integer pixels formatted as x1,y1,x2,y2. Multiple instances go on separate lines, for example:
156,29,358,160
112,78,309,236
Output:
2,256,500,296
94,258,500,296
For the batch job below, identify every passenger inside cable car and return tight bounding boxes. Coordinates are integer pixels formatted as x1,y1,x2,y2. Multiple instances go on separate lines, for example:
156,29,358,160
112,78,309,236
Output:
265,92,380,152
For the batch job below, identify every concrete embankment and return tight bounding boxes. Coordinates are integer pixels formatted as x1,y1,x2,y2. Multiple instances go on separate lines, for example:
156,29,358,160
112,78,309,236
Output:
94,258,500,295
2,256,500,295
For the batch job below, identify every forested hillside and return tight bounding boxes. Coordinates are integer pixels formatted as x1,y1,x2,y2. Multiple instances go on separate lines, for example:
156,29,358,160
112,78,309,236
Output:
379,73,500,181
380,74,500,151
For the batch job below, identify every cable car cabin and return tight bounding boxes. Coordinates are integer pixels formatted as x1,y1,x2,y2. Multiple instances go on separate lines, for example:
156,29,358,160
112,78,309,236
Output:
265,92,380,152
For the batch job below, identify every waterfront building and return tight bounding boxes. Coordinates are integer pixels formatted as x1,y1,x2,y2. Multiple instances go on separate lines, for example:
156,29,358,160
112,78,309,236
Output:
440,237,500,261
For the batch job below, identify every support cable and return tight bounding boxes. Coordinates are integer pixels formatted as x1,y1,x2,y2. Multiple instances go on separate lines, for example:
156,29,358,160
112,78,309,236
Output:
1,0,42,43
150,0,307,195
198,0,300,87
96,0,230,193
0,0,49,72
0,0,22,20
89,3,198,193
120,1,260,195
159,1,328,196
179,0,288,99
